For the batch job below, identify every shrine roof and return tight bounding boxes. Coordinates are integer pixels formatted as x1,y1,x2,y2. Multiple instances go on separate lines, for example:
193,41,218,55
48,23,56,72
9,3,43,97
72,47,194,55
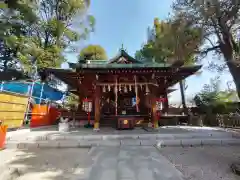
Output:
108,49,142,64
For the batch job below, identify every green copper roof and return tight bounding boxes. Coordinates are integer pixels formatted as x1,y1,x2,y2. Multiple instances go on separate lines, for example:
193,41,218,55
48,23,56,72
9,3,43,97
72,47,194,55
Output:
77,62,171,69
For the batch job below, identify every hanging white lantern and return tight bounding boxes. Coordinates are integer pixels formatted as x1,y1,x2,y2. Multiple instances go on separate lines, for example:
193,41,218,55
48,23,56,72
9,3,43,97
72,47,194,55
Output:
124,85,127,93
129,85,132,91
145,84,150,94
103,85,106,93
164,77,167,83
108,85,111,91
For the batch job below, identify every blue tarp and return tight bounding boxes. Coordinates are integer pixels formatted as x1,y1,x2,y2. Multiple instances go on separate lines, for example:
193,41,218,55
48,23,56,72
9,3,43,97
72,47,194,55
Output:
1,81,64,104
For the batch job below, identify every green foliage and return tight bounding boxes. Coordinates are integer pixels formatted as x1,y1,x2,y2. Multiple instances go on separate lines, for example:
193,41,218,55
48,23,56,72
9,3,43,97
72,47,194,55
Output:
0,0,95,75
194,77,238,113
79,44,107,61
172,0,240,98
136,17,203,65
64,93,79,110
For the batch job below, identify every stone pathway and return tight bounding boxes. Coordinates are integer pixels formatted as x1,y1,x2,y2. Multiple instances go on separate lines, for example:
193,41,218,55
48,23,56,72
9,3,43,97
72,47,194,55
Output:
87,146,184,180
0,146,185,180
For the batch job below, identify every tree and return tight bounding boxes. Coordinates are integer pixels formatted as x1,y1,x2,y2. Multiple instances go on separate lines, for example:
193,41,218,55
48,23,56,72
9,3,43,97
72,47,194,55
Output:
79,44,107,61
194,76,238,113
0,0,95,75
172,0,240,99
136,17,203,109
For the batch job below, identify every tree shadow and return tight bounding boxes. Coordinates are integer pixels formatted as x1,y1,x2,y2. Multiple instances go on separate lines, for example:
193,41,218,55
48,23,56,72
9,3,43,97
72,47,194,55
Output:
1,146,93,180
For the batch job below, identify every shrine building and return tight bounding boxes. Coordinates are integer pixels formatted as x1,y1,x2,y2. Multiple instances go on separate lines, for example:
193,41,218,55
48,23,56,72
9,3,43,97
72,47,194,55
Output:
41,49,201,130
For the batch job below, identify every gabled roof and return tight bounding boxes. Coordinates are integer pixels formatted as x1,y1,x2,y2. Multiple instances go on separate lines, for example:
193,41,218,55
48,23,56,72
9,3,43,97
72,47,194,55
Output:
108,49,142,64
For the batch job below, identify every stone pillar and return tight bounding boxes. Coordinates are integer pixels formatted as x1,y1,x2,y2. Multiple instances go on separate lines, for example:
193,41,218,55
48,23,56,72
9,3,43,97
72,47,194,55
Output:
94,86,100,131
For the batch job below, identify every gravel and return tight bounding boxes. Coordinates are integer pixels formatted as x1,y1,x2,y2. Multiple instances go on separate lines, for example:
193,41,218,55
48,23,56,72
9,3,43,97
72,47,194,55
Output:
159,146,240,180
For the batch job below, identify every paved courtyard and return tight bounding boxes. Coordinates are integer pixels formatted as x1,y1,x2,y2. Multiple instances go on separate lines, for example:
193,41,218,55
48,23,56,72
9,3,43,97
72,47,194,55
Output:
1,126,240,179
1,146,240,180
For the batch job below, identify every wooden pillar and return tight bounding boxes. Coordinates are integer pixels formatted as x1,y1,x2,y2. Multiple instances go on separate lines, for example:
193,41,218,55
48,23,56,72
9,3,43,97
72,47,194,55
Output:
151,87,158,129
115,76,118,116
163,89,169,112
152,95,158,129
94,86,100,131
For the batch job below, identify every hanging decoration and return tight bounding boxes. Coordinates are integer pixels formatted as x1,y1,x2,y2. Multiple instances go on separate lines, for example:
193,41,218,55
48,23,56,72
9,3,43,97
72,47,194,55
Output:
145,84,150,94
124,85,127,93
156,97,166,111
108,85,111,91
129,85,132,91
103,85,106,93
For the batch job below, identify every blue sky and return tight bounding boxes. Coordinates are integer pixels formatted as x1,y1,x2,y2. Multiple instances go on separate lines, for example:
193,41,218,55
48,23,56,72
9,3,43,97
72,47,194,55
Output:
64,0,234,104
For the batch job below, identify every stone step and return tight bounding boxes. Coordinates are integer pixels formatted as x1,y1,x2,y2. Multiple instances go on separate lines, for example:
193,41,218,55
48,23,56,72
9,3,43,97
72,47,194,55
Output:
6,132,239,141
5,138,240,149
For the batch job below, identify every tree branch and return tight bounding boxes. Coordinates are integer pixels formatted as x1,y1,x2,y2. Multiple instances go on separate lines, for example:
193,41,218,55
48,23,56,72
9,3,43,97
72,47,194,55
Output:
195,45,220,55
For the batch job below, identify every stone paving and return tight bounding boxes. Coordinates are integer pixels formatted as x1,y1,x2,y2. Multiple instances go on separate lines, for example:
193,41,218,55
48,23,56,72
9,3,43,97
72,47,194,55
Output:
0,146,185,180
1,126,240,180
160,146,240,180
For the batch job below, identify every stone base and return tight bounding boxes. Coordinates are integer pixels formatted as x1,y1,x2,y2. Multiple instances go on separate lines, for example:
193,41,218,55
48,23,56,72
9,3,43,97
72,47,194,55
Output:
58,123,69,132
93,128,100,132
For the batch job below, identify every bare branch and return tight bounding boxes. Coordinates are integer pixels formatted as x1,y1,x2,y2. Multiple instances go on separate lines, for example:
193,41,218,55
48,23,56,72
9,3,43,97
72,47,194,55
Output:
196,45,220,55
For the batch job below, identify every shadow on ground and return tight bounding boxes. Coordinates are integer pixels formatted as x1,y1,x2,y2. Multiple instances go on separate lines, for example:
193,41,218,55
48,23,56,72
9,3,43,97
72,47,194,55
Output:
0,146,93,180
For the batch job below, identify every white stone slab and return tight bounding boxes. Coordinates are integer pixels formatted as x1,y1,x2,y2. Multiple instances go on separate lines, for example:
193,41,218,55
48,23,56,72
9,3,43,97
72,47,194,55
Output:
221,139,240,146
201,139,222,146
120,140,141,146
156,140,181,147
181,139,202,147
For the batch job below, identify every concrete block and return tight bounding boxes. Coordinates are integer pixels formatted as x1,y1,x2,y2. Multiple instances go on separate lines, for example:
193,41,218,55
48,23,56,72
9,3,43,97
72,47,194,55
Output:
232,133,240,139
48,135,65,140
5,142,18,149
78,140,92,147
221,139,240,146
38,141,60,148
100,140,121,146
102,135,119,140
140,140,157,146
120,135,139,140
35,136,48,141
138,134,157,140
201,139,222,146
181,139,202,147
156,134,174,140
120,140,141,146
173,134,194,139
59,141,79,148
16,143,27,149
64,135,83,140
156,140,181,147
83,135,102,140
24,143,40,149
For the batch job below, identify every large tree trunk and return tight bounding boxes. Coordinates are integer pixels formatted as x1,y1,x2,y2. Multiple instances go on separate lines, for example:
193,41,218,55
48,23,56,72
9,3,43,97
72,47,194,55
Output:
179,80,187,110
220,41,240,99
227,61,240,99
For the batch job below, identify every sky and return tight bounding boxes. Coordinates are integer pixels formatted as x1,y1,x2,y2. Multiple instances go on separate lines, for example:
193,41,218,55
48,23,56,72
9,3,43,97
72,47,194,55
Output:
64,0,234,104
